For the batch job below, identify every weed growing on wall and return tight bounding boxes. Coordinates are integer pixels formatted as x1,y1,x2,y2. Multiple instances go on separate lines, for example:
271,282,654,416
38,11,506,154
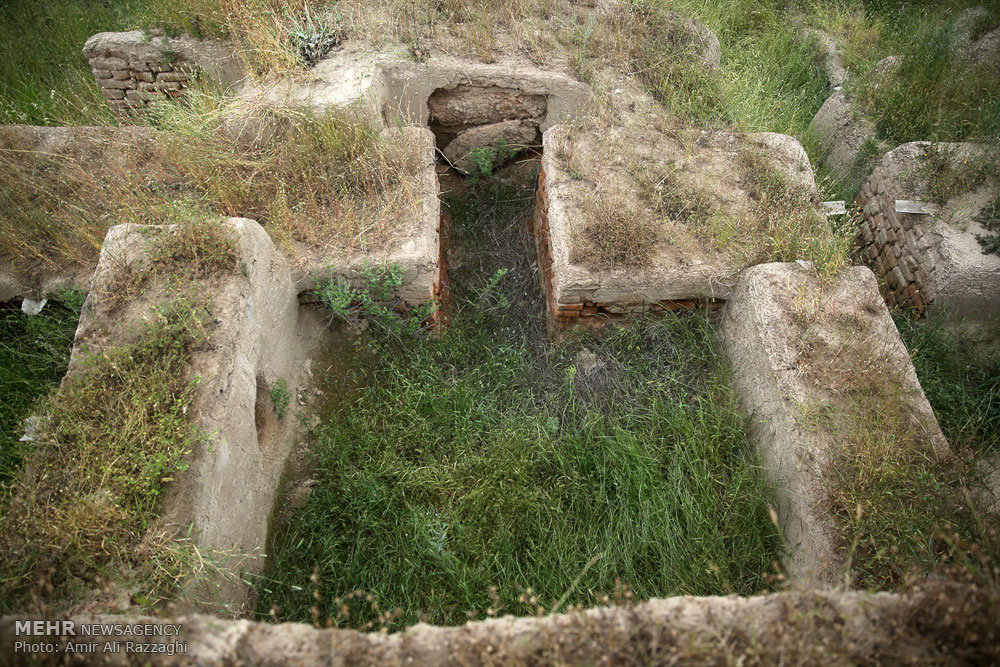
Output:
315,263,434,337
975,195,1000,254
576,194,660,269
734,145,853,276
149,211,240,278
270,378,291,420
918,143,998,205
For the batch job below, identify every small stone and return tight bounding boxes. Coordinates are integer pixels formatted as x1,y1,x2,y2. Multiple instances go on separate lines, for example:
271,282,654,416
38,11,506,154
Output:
156,71,189,82
89,56,128,70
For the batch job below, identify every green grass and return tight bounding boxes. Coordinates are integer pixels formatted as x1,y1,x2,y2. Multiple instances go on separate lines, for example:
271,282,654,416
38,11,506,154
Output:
853,2,1000,146
896,314,1000,456
0,294,82,490
571,0,829,135
684,1,830,134
802,0,1000,144
257,178,780,630
0,293,213,611
821,311,1000,590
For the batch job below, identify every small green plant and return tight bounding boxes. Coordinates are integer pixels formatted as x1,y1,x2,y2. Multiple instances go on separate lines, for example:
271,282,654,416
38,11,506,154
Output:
315,263,434,337
271,378,291,420
469,137,516,180
288,5,344,67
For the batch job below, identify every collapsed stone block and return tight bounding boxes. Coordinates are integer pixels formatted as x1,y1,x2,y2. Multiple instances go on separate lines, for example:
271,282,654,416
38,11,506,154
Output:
855,141,1000,322
722,262,948,586
441,119,538,173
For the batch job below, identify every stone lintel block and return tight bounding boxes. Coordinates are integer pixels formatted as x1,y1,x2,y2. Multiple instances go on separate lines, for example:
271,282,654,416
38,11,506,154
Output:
100,78,134,90
156,71,189,83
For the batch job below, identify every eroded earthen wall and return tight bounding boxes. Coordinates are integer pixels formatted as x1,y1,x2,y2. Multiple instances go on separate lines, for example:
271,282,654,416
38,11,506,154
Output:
2,584,996,665
531,169,720,324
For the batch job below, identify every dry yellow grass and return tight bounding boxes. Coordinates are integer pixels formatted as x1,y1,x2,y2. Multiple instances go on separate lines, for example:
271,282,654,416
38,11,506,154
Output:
0,93,417,272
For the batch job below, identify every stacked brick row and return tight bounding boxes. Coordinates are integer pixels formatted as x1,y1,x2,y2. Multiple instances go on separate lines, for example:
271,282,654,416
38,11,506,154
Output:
85,47,193,111
529,168,561,319
855,160,937,314
530,169,720,324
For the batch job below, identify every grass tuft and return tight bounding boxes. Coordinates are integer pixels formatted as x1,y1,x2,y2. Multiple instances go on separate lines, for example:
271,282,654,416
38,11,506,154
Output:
734,145,853,276
0,295,82,491
576,194,659,269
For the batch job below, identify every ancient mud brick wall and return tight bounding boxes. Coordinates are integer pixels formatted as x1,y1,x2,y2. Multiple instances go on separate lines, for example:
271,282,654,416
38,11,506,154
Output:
87,49,196,110
530,170,719,324
855,160,936,313
82,30,247,113
431,209,451,328
84,38,194,111
529,168,560,319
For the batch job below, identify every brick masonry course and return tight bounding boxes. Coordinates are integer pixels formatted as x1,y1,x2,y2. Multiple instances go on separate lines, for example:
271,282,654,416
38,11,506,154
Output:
854,142,1000,321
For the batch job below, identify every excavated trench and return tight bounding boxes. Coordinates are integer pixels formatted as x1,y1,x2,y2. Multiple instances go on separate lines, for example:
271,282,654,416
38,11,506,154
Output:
252,112,786,627
2,67,984,632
